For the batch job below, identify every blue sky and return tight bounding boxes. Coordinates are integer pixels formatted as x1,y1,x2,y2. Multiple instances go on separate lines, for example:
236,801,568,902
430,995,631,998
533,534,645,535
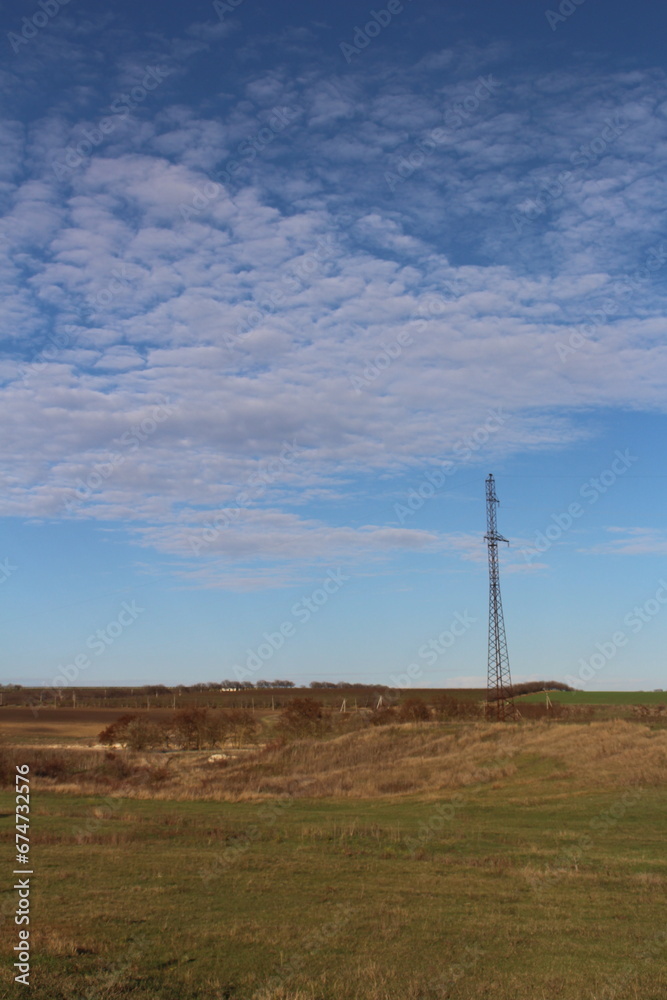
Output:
2,0,667,691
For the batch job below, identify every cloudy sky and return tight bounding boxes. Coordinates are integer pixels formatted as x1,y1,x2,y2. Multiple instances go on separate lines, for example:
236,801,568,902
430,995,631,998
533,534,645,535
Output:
2,0,667,691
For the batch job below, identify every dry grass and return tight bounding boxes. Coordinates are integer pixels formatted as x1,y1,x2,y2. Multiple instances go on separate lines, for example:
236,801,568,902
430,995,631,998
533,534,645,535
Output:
196,718,667,799
3,719,666,801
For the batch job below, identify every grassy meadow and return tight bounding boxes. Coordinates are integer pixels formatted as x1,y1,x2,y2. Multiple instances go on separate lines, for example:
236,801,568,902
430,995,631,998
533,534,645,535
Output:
1,717,667,998
518,689,667,706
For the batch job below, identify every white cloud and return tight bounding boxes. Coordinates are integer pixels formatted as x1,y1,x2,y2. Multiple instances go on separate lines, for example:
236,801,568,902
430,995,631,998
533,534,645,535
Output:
580,528,667,557
3,29,667,585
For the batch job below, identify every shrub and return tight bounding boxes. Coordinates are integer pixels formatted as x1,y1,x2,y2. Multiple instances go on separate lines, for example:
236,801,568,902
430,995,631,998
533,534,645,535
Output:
397,698,431,723
95,751,136,782
123,718,167,751
278,698,329,738
169,708,213,750
433,695,483,720
31,752,71,780
98,714,140,745
632,704,666,719
99,714,168,750
367,706,398,726
139,764,171,788
0,743,14,787
226,708,258,746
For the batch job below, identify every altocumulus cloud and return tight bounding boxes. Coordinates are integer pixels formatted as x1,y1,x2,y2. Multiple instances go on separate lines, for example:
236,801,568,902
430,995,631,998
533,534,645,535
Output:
1,15,667,587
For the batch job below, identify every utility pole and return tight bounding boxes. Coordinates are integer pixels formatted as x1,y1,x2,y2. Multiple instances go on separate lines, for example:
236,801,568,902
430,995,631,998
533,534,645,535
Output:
485,474,518,721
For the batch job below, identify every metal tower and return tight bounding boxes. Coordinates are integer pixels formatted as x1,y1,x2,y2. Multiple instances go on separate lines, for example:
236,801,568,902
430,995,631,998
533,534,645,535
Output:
484,474,518,721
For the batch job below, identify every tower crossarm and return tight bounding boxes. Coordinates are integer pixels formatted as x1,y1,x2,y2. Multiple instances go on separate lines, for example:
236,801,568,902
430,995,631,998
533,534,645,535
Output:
484,532,509,545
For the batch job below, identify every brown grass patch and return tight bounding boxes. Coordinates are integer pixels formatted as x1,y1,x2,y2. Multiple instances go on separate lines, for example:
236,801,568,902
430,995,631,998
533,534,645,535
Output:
2,718,665,801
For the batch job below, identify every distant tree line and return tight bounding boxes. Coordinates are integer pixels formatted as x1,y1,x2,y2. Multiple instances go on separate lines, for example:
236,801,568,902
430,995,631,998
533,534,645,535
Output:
488,680,574,701
2,680,497,696
307,681,388,690
220,680,296,689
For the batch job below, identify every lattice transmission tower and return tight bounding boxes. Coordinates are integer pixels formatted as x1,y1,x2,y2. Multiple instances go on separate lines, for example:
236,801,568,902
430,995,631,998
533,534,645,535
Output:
484,474,518,721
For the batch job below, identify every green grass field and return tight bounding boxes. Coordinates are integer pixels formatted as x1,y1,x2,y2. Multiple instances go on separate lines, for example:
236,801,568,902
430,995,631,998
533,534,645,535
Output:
518,690,667,705
1,725,666,999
